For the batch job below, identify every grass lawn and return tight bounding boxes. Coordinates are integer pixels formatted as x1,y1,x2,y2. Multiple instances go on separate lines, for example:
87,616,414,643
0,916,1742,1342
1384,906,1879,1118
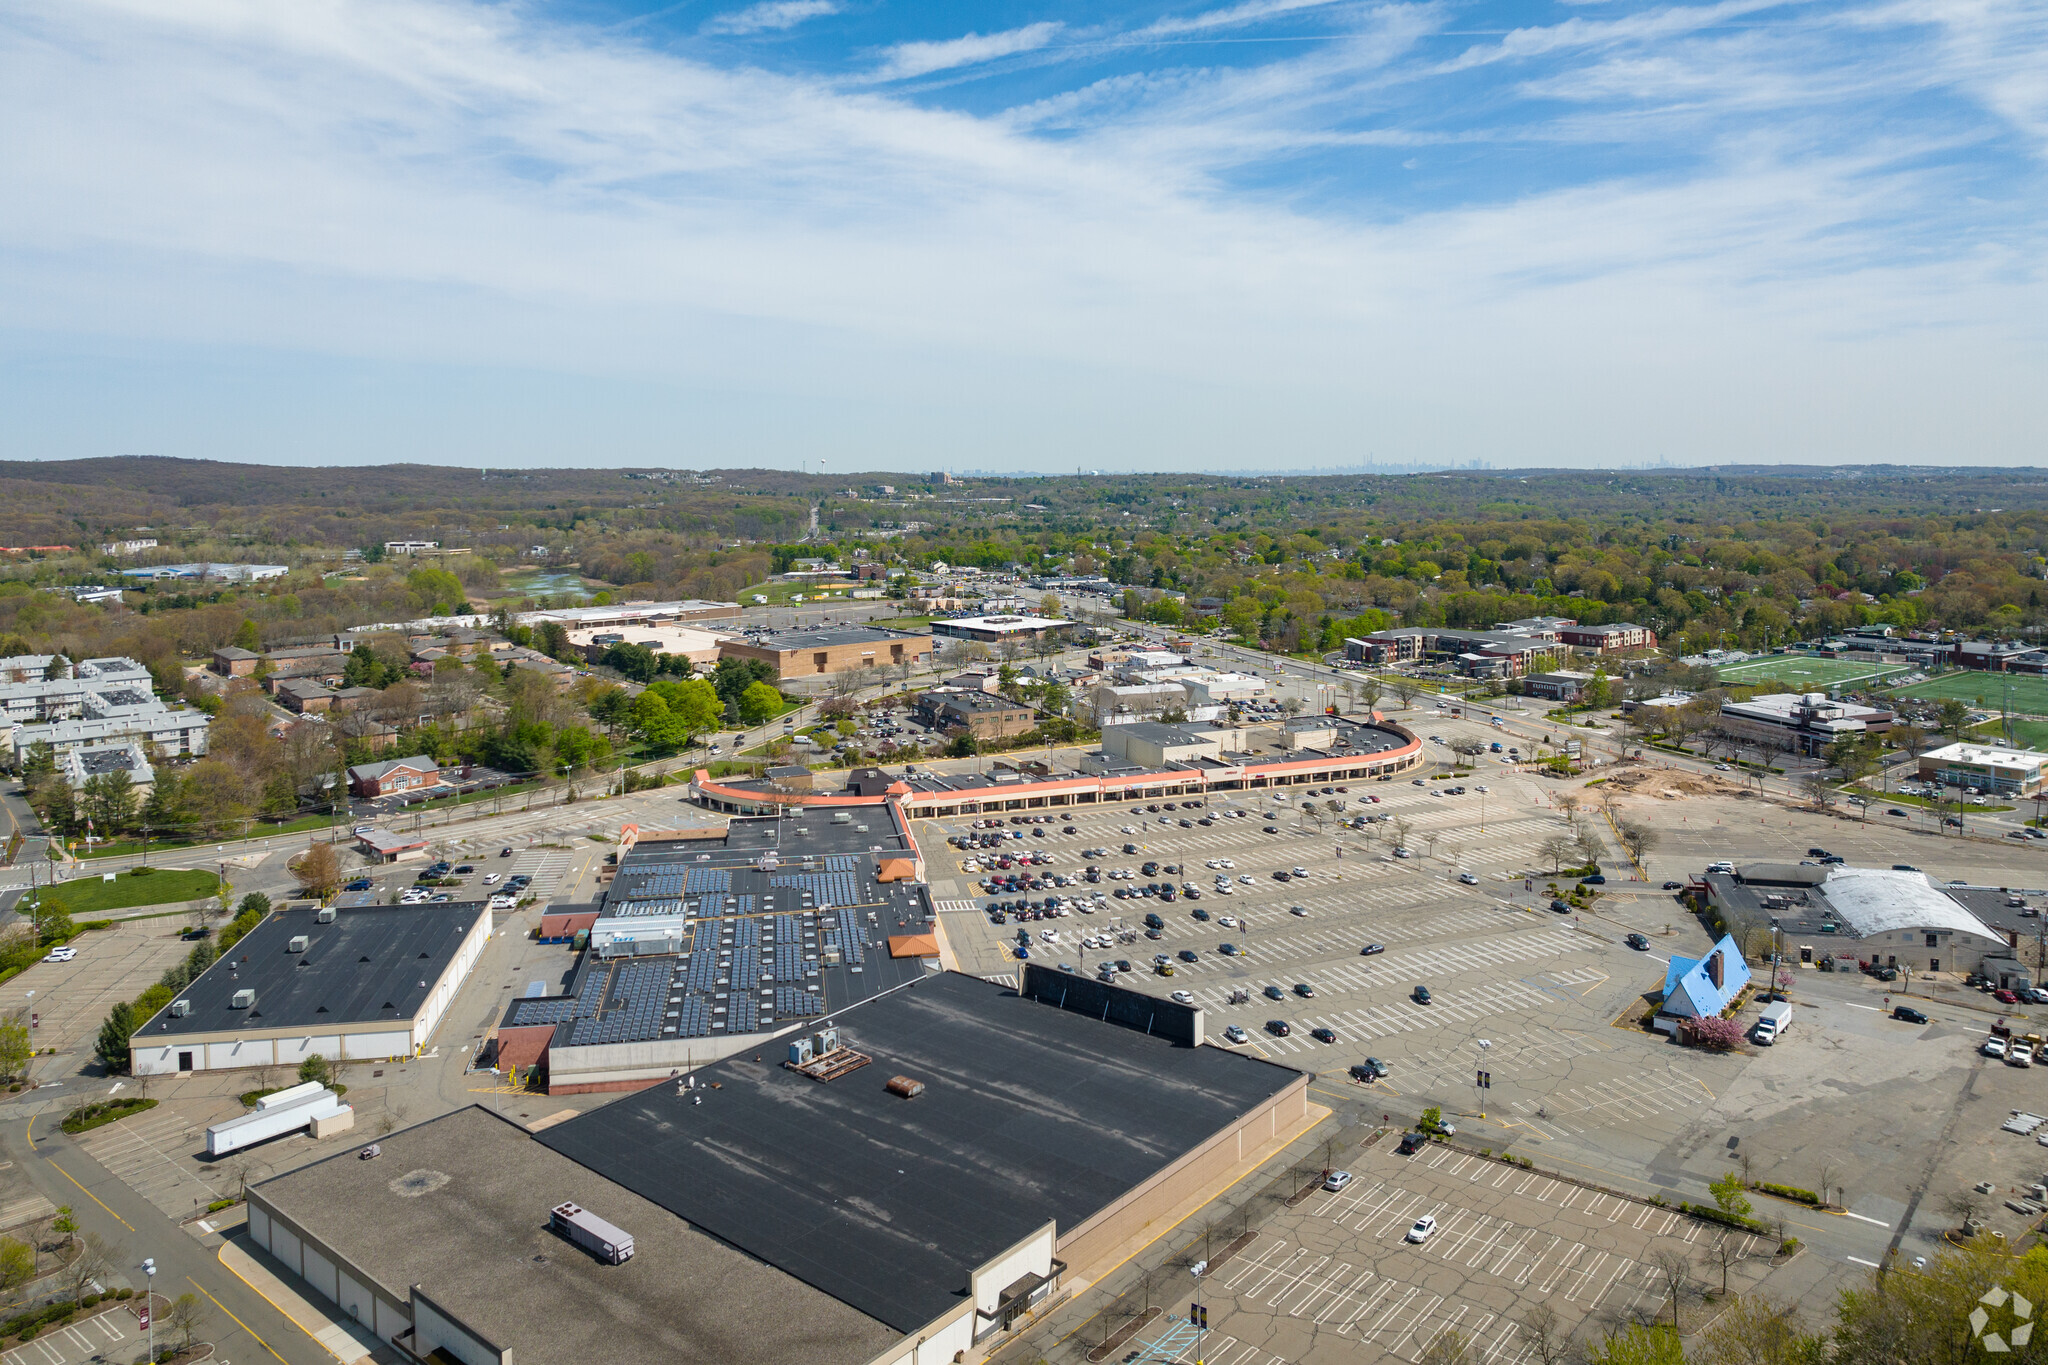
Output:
81,811,342,860
1716,654,1912,691
42,867,221,915
1891,671,2048,715
1875,790,2013,813
407,779,547,812
1970,719,2048,750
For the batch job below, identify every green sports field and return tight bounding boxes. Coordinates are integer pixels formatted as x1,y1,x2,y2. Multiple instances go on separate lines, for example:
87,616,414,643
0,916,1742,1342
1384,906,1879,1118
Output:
1892,672,2048,717
1713,655,1913,691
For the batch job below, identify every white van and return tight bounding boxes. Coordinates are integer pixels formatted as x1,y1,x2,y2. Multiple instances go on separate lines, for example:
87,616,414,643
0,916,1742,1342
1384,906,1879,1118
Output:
1754,1001,1793,1045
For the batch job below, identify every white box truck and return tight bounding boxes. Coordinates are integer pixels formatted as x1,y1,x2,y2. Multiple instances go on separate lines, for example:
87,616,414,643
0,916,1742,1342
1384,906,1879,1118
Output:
1754,1001,1794,1045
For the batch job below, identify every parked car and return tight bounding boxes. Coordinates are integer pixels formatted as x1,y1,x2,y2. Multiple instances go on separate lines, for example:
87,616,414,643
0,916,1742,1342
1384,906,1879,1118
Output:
1406,1214,1439,1244
41,946,77,963
1892,1005,1929,1024
1170,990,1195,1005
1984,1035,2010,1059
1397,1132,1426,1155
1323,1170,1353,1192
1996,988,2021,1005
1310,1026,1338,1044
1222,1025,1248,1044
1267,1020,1292,1037
1349,1058,1388,1080
1412,985,1433,1004
1625,933,1649,950
1264,985,1287,1000
1360,943,1385,955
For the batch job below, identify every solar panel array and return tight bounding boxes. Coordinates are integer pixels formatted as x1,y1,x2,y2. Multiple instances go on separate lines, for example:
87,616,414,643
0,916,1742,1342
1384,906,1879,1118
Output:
771,870,861,908
556,958,683,1047
611,897,683,918
673,997,711,1037
774,986,823,1016
685,867,732,894
620,872,687,900
774,940,803,981
821,920,866,965
728,996,759,1032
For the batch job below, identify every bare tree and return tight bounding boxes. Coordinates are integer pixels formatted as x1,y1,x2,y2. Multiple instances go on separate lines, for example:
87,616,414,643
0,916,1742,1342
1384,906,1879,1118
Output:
1424,831,1442,861
1540,835,1574,874
1618,822,1659,868
1708,1232,1742,1296
64,1230,118,1304
1389,817,1413,852
1942,1188,1983,1231
166,1291,208,1351
1648,1248,1695,1330
1555,793,1582,820
1815,1155,1840,1210
1522,1304,1571,1365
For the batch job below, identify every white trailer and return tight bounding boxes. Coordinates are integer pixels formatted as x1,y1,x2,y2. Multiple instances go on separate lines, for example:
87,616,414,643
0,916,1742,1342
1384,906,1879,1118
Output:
206,1086,351,1156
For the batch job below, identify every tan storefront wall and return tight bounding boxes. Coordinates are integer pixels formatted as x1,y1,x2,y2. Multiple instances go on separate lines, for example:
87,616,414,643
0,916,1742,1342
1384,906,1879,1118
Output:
1056,1071,1310,1273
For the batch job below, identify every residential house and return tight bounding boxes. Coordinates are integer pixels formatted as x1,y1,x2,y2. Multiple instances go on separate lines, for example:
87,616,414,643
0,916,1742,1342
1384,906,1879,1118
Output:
347,755,443,799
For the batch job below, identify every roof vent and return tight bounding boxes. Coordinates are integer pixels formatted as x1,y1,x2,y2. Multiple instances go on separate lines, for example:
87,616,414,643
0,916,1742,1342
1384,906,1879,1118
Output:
230,989,255,1009
885,1075,925,1098
316,906,337,923
169,999,191,1018
288,935,309,953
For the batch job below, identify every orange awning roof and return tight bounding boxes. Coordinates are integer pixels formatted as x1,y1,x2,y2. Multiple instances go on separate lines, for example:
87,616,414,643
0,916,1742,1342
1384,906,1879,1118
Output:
887,933,939,958
876,857,917,882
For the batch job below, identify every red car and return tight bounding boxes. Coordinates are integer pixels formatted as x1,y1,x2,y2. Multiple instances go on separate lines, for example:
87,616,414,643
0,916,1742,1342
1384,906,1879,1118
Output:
1996,989,2021,1005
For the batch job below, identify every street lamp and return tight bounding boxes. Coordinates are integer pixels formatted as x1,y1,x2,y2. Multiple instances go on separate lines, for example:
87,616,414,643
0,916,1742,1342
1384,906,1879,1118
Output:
142,1256,156,1362
1190,1260,1209,1365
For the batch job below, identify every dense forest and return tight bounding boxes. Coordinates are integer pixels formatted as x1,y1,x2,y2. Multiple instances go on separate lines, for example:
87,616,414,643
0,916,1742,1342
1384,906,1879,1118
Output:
3,461,2047,673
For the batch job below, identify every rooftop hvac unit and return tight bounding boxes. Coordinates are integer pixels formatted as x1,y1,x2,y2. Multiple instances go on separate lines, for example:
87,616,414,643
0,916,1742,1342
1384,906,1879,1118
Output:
788,1038,814,1066
230,989,255,1009
885,1075,925,1099
831,812,852,825
813,1026,840,1054
551,1202,635,1265
288,935,310,953
316,906,337,923
170,999,191,1018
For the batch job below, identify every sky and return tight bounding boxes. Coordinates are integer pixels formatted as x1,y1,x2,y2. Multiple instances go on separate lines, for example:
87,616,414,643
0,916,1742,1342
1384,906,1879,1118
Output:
1,0,2044,472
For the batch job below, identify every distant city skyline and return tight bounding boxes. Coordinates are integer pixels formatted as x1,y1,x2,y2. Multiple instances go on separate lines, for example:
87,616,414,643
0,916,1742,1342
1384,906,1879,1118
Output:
2,0,2043,470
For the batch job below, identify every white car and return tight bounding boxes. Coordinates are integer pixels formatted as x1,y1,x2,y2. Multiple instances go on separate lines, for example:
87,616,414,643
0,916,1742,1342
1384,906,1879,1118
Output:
1214,884,1234,895
1217,916,1240,929
1457,872,1479,885
1406,1214,1439,1244
1238,874,1255,885
1985,1036,2010,1059
1218,858,1235,868
1170,990,1195,1005
1206,859,1224,869
1040,929,1061,943
488,893,516,910
1393,847,1413,858
1222,1024,1248,1044
42,946,78,963
482,872,501,885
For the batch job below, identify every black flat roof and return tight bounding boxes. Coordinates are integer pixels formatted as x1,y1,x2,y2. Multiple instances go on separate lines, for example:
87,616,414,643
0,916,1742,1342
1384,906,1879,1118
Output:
538,972,1303,1333
141,903,483,1037
745,626,925,651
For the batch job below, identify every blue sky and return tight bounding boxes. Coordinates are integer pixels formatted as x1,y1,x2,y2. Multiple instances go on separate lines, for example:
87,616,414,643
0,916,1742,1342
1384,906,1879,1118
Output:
0,0,2043,470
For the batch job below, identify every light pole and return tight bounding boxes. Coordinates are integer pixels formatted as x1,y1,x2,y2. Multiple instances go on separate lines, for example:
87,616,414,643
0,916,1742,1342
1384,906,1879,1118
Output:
143,1256,156,1362
1190,1260,1209,1365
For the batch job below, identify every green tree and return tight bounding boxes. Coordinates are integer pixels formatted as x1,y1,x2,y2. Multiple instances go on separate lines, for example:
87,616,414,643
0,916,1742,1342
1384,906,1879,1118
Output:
633,692,687,751
1936,697,1973,740
298,1053,333,1087
0,1010,31,1082
405,566,467,615
738,681,783,726
20,740,55,785
80,768,138,835
231,618,261,651
601,643,659,682
1419,1105,1445,1135
0,1236,34,1298
947,732,980,757
1584,1322,1683,1365
1709,1170,1753,1219
664,678,724,743
93,1001,137,1073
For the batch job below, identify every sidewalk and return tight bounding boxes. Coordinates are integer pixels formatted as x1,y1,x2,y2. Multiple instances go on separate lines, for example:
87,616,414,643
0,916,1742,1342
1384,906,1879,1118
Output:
217,1235,396,1364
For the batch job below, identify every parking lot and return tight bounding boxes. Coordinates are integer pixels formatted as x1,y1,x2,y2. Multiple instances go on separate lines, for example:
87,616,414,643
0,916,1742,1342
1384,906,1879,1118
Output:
0,919,197,1059
1128,1136,1780,1365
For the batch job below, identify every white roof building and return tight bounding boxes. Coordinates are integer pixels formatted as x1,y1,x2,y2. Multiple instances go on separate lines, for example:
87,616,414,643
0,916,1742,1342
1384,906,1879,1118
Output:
1817,867,2007,951
1917,742,2048,796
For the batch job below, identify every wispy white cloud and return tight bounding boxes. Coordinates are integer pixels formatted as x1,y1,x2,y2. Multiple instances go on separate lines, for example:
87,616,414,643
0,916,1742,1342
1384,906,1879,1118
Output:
1139,0,1347,38
702,0,839,36
0,0,2042,469
873,21,1065,80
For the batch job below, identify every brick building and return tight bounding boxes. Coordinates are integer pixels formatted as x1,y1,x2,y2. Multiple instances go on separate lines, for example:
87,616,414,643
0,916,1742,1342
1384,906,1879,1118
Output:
913,690,1037,739
719,626,932,680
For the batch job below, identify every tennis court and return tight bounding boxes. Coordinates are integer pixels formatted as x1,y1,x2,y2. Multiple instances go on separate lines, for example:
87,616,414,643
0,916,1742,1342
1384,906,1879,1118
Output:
1893,672,2048,716
1714,655,1913,690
